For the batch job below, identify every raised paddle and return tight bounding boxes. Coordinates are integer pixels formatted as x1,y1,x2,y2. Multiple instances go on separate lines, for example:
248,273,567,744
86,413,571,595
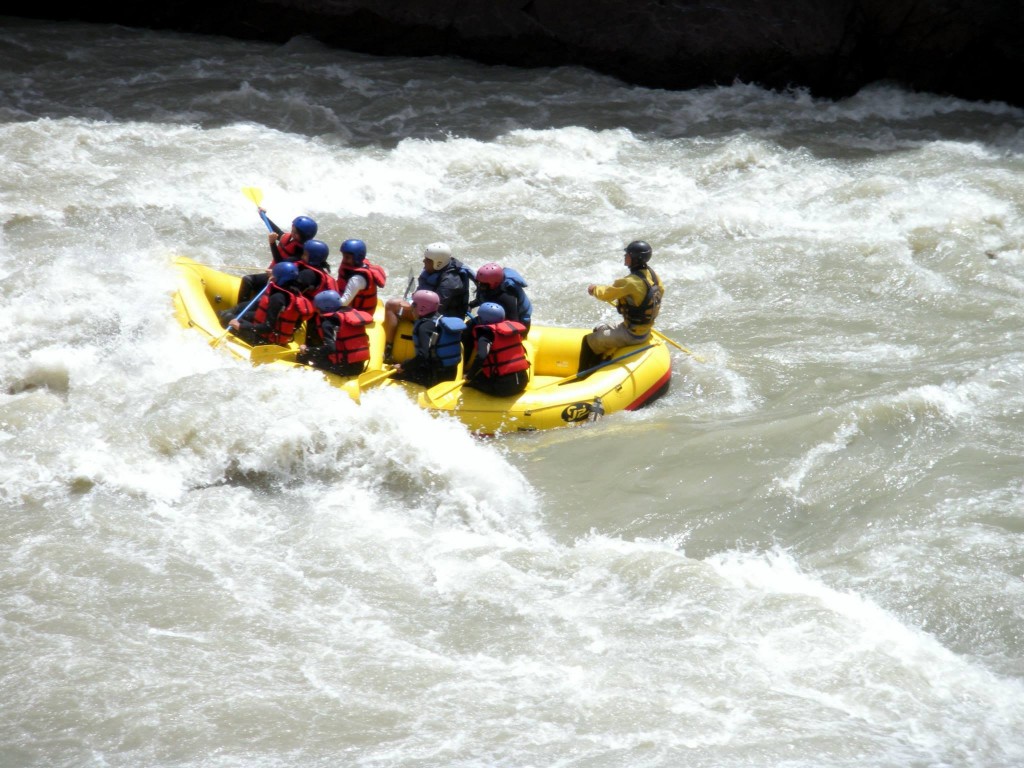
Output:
212,188,277,349
651,329,704,363
242,186,274,233
209,282,269,349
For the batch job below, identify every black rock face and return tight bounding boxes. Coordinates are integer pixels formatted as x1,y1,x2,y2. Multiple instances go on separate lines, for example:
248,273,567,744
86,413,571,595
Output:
14,0,1024,106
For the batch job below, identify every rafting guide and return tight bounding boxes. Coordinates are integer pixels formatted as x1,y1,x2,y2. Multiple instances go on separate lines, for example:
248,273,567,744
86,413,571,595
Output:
579,240,665,372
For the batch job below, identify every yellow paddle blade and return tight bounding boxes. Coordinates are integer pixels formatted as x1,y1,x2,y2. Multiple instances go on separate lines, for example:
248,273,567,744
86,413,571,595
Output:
357,368,397,389
250,344,296,364
242,186,263,207
423,378,464,407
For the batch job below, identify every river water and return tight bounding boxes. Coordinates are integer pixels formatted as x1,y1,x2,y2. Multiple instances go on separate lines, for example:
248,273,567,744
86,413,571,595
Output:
1,16,1023,768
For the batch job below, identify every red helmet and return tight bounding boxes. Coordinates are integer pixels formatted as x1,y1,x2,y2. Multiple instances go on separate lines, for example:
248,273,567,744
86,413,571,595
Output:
476,262,504,290
411,289,440,316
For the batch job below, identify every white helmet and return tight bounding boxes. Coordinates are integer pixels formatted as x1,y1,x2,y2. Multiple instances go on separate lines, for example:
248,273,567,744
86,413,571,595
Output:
423,242,452,270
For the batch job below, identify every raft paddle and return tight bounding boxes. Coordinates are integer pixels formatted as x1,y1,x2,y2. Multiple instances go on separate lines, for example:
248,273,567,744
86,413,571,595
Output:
538,344,654,388
250,344,298,364
357,367,397,390
425,377,465,405
651,329,704,363
209,283,269,349
423,353,468,406
242,186,274,232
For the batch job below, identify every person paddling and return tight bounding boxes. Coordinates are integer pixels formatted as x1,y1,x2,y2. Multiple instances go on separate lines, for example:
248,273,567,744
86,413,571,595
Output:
221,212,319,325
227,261,315,347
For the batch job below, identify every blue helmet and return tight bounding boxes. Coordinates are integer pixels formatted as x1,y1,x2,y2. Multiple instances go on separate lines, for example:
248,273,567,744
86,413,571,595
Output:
292,215,318,241
314,290,343,313
477,302,505,324
271,261,300,285
340,238,367,267
303,239,330,268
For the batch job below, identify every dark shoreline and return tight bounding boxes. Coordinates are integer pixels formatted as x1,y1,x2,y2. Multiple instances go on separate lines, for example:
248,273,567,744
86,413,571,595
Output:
8,1,1024,107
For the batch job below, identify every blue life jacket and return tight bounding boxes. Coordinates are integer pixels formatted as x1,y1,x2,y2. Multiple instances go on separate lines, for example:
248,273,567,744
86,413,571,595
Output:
433,316,467,368
501,267,532,325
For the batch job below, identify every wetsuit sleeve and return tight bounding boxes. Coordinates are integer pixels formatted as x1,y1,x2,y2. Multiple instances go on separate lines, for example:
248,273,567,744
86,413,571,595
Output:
466,329,493,379
265,216,284,237
499,292,520,322
266,217,286,263
310,317,338,362
242,292,287,334
413,318,437,359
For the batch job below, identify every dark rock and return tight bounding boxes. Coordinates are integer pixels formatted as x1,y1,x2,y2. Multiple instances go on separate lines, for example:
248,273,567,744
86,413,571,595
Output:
12,0,1024,106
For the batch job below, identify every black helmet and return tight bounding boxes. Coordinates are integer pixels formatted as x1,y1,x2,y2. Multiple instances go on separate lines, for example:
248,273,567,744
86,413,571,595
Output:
624,240,652,263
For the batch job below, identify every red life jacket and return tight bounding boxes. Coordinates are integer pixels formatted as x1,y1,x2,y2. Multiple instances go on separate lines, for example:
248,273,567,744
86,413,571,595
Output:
321,309,373,365
272,232,305,264
252,285,314,345
473,321,530,378
298,264,338,298
337,261,386,313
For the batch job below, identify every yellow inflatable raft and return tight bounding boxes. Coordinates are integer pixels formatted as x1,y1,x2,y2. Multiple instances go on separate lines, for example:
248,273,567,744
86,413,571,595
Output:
172,257,673,434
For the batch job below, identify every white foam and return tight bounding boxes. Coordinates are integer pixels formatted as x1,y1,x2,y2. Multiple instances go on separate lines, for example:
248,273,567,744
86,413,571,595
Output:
4,25,1024,766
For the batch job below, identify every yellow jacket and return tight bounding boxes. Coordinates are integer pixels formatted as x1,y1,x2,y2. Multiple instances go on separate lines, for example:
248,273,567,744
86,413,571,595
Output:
591,267,663,336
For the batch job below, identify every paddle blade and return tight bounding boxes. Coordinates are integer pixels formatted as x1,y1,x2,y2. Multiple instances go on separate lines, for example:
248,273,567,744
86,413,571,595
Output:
250,344,297,364
357,368,396,389
424,378,463,406
242,186,263,206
